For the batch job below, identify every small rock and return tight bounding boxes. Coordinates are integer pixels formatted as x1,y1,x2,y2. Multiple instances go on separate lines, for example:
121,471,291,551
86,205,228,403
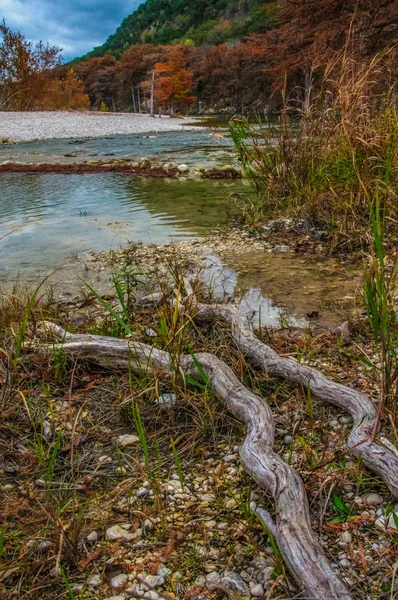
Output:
106,525,135,542
362,493,383,506
108,597,126,600
49,566,61,578
110,573,129,589
144,592,159,600
258,567,274,584
157,565,172,577
177,164,189,173
223,454,238,463
339,559,351,569
283,435,293,445
154,393,177,408
250,584,264,597
143,519,155,531
221,572,249,597
340,531,352,544
126,584,145,598
195,575,206,588
116,434,139,447
87,530,99,543
204,520,217,528
206,572,221,588
225,498,237,509
98,455,112,464
88,573,102,587
141,575,164,588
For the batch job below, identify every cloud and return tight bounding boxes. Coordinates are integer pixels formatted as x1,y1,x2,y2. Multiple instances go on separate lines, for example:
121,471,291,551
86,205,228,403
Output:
1,0,142,60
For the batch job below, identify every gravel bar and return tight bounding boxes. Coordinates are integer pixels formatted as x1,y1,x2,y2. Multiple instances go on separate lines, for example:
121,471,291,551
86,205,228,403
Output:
0,111,199,142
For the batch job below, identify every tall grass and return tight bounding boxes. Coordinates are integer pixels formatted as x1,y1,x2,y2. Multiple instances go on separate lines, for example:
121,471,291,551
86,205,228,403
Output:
230,47,398,246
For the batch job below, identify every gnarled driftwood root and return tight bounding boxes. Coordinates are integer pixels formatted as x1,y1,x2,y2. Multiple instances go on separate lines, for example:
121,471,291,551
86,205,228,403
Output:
192,303,398,498
39,322,351,599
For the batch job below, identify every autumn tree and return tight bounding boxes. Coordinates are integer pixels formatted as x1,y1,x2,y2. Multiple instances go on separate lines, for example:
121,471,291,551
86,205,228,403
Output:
0,19,62,110
246,0,398,108
154,46,196,117
36,68,90,110
116,44,168,112
74,55,118,110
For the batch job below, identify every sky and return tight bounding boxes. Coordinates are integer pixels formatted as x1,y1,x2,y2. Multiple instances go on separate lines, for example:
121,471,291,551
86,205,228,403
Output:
1,0,142,60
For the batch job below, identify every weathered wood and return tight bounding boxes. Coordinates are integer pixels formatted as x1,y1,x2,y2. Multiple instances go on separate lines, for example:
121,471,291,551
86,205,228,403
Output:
193,303,398,498
40,322,351,599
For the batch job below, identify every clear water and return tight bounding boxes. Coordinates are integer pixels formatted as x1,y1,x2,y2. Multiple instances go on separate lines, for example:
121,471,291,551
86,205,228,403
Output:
0,173,243,278
0,129,237,169
0,131,359,327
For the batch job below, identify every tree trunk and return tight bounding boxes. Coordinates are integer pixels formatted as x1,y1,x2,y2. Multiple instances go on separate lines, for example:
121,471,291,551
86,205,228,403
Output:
131,84,137,113
150,71,155,117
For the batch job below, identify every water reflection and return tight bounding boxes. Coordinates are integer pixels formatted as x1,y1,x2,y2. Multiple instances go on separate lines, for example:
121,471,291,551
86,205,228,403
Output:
0,173,242,276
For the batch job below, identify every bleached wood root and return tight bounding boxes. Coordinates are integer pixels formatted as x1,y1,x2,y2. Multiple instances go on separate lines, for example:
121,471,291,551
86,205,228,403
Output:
193,303,398,499
40,322,351,599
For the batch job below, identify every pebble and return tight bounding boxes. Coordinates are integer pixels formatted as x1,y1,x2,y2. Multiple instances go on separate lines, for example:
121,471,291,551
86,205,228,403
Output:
116,434,139,447
98,455,113,464
144,592,159,600
106,525,135,542
258,567,274,583
177,164,189,173
110,573,129,589
362,492,383,505
221,572,249,597
154,393,177,408
339,559,351,569
283,435,293,445
108,597,126,600
225,498,237,509
223,454,238,463
194,575,206,587
88,573,102,587
204,520,217,528
87,530,99,543
141,575,164,588
340,531,352,544
126,584,145,598
157,565,172,577
206,571,221,588
250,584,264,597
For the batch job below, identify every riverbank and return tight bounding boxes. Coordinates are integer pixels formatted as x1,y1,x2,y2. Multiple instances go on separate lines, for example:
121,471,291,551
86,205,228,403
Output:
0,111,198,142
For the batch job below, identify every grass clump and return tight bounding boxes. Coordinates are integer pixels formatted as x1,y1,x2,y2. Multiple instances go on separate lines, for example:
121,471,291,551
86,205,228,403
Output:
230,47,398,249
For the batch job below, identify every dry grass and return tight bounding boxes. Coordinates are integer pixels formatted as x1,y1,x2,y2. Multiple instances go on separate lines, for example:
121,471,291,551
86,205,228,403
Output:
231,46,398,250
0,269,398,599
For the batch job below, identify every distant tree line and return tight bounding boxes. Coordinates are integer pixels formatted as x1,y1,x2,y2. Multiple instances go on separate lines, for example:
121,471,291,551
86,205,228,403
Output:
70,0,397,115
1,0,396,114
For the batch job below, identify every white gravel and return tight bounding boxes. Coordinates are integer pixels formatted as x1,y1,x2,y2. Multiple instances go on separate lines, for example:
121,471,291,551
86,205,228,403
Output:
0,111,199,142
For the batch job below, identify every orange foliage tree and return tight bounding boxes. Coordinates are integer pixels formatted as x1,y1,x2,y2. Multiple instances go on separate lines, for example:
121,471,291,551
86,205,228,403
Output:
154,47,196,116
37,68,90,110
0,21,89,110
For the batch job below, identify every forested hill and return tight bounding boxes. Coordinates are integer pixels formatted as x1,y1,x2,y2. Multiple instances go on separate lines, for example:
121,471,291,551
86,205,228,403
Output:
87,0,276,57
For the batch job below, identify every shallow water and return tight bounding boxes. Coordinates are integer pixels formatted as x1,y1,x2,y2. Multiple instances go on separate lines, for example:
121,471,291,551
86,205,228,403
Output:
0,129,236,169
0,131,360,327
0,173,242,277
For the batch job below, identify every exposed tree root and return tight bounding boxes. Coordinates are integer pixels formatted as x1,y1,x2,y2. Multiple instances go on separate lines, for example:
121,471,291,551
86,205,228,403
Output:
192,303,398,499
39,322,351,599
